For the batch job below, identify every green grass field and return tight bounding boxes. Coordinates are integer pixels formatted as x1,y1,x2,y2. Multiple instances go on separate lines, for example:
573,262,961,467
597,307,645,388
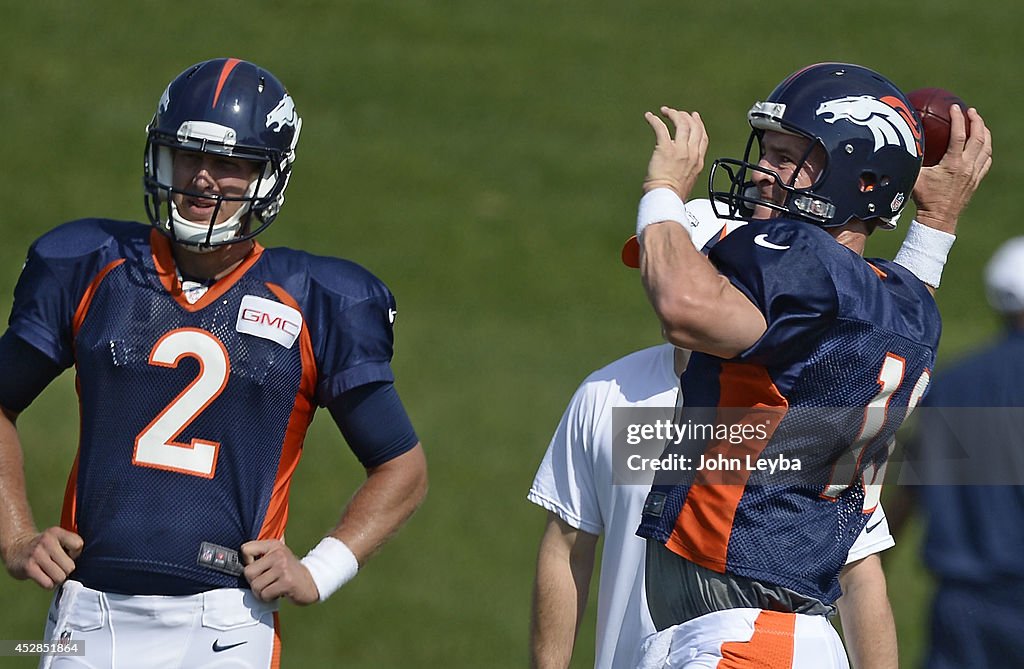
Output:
0,1,1020,666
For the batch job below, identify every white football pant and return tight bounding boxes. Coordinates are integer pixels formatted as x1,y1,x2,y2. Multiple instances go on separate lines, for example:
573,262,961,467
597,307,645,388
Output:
41,580,279,668
637,608,849,669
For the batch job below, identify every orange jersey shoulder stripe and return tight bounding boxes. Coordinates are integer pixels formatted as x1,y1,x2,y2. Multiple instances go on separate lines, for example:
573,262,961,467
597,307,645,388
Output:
71,258,125,337
865,261,888,280
65,256,128,530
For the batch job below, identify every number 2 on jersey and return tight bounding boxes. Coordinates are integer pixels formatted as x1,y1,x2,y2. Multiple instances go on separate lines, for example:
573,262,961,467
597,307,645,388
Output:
132,328,230,478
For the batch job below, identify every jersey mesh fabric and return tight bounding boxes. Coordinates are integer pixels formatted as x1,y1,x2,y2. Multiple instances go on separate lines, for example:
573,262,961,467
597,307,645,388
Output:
719,319,932,602
72,261,307,594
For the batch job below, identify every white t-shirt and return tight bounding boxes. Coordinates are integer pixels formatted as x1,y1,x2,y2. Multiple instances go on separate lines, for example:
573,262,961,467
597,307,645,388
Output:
528,344,894,669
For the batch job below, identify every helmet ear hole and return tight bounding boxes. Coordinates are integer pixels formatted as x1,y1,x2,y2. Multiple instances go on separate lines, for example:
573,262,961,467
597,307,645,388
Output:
859,173,894,193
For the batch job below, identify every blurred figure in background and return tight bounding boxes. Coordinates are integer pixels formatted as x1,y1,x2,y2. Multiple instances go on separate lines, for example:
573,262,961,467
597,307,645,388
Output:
890,236,1024,669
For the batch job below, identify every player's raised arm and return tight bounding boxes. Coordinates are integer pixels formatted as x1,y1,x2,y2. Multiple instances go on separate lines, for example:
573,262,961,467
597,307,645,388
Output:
891,106,992,295
637,108,766,357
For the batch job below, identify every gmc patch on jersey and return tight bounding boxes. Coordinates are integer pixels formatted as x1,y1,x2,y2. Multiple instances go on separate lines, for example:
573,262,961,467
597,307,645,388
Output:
235,295,302,348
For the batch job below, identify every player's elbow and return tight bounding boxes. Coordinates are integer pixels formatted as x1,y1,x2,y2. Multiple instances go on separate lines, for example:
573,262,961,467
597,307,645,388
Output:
411,461,428,510
403,444,429,511
650,276,767,358
368,442,428,511
650,291,715,347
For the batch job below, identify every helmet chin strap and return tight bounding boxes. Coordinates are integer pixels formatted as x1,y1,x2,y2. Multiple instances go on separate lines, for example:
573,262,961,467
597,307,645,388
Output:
167,182,256,251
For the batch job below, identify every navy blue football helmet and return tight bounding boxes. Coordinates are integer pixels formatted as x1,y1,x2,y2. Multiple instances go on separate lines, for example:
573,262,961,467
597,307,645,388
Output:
709,63,923,229
144,58,302,247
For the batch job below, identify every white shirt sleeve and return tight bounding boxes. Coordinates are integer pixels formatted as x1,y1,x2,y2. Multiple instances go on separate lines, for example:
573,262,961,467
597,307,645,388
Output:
845,502,895,564
527,382,604,535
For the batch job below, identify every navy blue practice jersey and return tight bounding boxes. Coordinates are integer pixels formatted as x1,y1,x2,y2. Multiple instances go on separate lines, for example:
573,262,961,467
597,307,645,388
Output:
637,218,940,605
8,219,397,595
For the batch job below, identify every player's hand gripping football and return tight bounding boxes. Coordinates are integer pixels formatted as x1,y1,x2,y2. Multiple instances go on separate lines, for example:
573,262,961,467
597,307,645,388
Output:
242,539,319,605
912,105,992,235
2,526,84,589
642,106,709,199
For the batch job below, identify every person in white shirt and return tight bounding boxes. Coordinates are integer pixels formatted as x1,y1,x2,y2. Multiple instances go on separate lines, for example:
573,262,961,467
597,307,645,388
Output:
529,343,897,669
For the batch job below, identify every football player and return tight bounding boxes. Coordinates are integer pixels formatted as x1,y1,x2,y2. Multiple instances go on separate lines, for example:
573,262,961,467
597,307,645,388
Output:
0,58,427,668
631,63,991,667
528,187,970,668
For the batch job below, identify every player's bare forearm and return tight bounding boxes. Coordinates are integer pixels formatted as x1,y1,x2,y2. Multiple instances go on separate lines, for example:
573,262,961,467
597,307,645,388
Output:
637,105,766,356
0,406,83,588
530,514,598,669
0,407,36,564
0,409,34,545
640,223,766,358
332,443,428,563
837,555,898,669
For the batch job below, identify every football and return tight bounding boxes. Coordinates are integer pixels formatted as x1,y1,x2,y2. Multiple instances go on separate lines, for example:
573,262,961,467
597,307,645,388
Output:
907,87,970,167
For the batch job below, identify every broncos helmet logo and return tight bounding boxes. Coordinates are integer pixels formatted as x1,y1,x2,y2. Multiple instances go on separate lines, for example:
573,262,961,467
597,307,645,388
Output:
816,95,922,158
158,84,171,115
266,94,297,133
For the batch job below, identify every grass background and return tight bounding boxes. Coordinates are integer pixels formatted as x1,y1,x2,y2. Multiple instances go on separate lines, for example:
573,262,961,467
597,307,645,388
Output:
0,1,1020,666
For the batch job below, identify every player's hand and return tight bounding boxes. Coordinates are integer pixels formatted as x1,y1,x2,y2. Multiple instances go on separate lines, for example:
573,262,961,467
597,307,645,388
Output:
912,106,992,235
2,527,83,589
241,539,319,606
642,106,709,199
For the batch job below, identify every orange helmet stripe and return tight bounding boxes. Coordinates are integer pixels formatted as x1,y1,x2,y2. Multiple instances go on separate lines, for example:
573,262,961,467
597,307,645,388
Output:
212,57,242,108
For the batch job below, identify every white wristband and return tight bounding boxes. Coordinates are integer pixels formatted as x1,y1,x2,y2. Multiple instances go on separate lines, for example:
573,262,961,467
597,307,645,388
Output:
893,219,956,288
637,188,691,238
300,536,359,601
